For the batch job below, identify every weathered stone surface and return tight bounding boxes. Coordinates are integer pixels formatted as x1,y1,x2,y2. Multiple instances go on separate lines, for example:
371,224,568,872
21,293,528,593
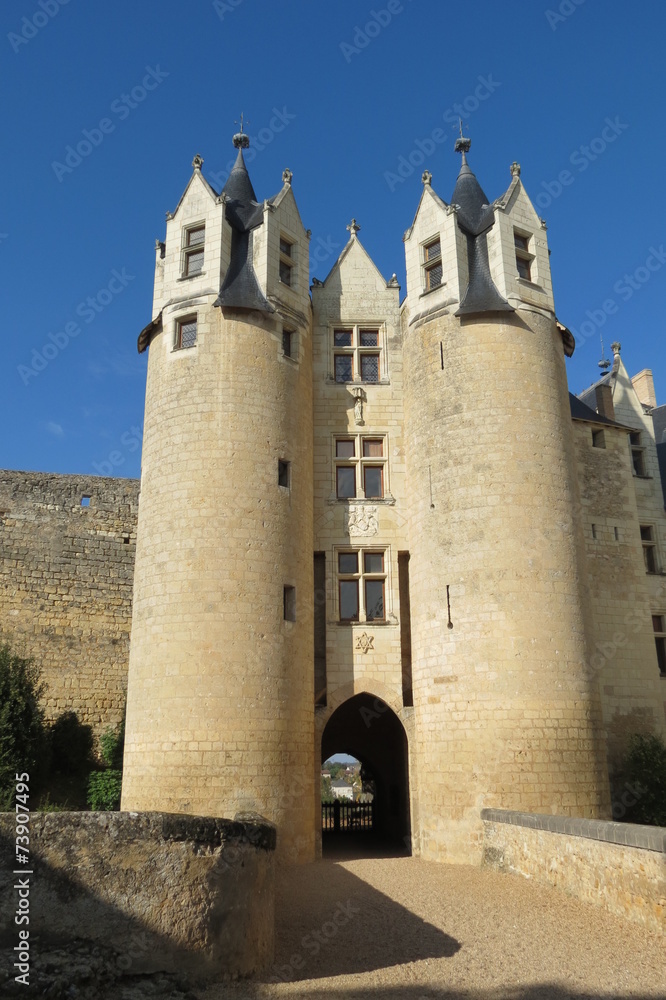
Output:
482,809,666,935
0,811,275,983
0,471,139,735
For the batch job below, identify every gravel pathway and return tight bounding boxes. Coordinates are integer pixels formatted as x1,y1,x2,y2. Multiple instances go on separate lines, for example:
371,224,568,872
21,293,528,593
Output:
199,854,666,1000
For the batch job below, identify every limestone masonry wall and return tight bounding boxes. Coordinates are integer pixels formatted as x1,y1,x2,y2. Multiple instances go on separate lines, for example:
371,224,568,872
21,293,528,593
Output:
0,470,139,733
482,808,665,935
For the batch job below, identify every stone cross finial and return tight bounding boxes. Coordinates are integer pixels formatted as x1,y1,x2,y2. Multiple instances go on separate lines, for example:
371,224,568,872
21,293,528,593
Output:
347,219,360,237
422,170,432,186
611,341,622,354
510,161,521,178
282,168,293,185
192,154,204,170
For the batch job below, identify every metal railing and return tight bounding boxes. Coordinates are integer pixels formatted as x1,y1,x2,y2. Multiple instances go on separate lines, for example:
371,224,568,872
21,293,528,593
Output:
322,799,374,832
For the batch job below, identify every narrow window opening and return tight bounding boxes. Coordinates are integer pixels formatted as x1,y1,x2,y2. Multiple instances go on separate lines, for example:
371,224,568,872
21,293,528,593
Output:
183,224,205,277
314,553,327,706
279,235,294,287
652,614,666,676
614,526,620,541
422,237,442,291
592,429,606,449
278,460,290,489
80,496,91,508
282,329,294,358
591,524,597,540
398,551,413,707
175,315,197,350
630,431,647,476
283,586,296,622
514,230,534,281
641,525,658,573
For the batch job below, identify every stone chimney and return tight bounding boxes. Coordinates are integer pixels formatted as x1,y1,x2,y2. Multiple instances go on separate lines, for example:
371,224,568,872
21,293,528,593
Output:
595,383,615,421
631,369,657,409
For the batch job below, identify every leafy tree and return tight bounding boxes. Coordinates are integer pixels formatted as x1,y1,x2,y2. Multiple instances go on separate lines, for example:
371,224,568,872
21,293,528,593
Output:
0,642,48,809
321,776,334,803
622,733,666,826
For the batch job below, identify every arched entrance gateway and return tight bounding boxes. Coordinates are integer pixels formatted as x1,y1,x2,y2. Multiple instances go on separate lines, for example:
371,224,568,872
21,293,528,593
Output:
320,693,411,856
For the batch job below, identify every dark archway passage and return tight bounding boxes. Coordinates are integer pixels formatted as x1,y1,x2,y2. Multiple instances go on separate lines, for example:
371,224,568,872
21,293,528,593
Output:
321,694,411,857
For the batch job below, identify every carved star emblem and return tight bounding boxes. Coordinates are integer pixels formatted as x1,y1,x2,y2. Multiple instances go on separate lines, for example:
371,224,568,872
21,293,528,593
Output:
355,632,374,654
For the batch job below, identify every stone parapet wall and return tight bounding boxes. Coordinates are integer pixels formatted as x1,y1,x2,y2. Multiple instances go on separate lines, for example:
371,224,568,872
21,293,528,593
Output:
482,808,665,935
0,811,275,981
0,470,139,733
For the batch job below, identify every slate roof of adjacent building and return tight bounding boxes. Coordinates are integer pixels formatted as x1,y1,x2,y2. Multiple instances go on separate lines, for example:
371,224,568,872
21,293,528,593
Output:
568,392,630,429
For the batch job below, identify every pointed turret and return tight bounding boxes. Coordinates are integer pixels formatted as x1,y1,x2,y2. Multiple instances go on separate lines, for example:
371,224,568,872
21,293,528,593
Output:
215,130,273,313
452,136,513,316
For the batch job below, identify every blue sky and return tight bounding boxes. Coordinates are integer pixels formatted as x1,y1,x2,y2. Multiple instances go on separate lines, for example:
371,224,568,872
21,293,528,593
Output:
2,0,665,478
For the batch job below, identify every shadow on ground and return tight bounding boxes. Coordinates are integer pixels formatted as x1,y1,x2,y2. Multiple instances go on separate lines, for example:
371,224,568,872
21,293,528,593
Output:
259,859,459,984
321,830,410,861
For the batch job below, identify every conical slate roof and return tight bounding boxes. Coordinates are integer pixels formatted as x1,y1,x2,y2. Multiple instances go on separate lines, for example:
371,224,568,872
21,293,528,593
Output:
452,139,513,317
215,136,273,314
222,147,257,204
450,152,494,237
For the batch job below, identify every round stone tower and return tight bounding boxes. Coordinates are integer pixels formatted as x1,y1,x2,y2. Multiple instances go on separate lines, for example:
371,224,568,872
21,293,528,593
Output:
121,136,315,861
402,142,611,863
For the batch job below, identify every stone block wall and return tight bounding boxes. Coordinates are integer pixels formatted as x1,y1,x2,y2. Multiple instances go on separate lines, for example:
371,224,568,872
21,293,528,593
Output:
0,470,139,733
482,808,665,935
0,811,275,981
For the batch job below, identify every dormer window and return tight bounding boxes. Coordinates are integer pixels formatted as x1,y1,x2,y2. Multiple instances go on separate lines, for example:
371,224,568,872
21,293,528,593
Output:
629,431,647,476
175,315,197,350
279,236,294,287
183,224,205,277
514,230,533,281
422,237,442,291
333,326,382,383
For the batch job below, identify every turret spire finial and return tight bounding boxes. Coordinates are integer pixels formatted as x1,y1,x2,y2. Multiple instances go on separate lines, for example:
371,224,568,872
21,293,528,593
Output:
346,218,360,238
233,113,250,149
598,334,611,370
454,119,471,166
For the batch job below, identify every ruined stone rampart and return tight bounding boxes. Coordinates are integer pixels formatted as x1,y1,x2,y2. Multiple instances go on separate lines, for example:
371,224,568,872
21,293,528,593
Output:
0,470,139,733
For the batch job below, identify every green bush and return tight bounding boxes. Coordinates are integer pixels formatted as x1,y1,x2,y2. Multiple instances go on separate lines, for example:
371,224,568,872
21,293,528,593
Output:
622,733,666,826
0,642,48,809
87,717,125,811
87,769,122,811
